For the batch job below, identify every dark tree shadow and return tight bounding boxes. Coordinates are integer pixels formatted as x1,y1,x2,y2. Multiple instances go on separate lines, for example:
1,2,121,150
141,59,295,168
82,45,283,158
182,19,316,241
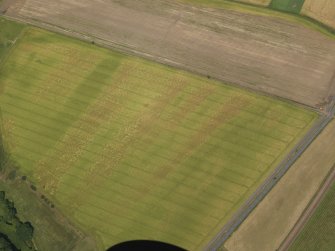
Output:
107,240,187,251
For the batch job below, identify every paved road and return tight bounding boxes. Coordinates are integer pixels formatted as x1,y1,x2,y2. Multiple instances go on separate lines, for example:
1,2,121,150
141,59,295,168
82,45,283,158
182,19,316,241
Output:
278,165,335,251
205,113,333,251
205,97,335,250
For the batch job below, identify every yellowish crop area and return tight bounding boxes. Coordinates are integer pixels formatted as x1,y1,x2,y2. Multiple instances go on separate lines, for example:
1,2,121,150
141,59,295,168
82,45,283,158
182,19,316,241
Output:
0,28,317,250
302,0,335,29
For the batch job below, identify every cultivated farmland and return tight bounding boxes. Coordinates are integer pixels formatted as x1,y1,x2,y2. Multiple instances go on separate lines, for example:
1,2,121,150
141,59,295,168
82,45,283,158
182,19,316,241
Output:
4,0,335,108
0,18,24,62
236,0,271,6
270,0,305,14
0,27,318,250
290,177,335,251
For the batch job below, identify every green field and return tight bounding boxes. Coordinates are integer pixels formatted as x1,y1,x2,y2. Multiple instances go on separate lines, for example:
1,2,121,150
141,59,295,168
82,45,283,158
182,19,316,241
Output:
270,0,305,13
0,26,318,250
290,178,335,251
0,18,25,62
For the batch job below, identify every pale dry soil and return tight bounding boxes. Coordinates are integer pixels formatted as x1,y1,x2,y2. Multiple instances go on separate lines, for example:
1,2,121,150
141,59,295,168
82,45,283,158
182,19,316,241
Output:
235,0,270,6
302,0,335,30
225,119,335,251
3,0,335,108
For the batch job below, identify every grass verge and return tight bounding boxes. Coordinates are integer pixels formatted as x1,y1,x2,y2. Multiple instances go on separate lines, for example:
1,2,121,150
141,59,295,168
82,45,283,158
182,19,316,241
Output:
0,18,87,251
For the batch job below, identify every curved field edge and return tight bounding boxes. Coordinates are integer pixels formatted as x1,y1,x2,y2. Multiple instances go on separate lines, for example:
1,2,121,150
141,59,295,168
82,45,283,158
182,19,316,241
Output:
0,26,318,250
179,0,335,38
0,180,93,251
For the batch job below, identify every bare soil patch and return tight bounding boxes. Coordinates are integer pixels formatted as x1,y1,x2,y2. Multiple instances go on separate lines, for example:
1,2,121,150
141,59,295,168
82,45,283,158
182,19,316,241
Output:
3,0,335,108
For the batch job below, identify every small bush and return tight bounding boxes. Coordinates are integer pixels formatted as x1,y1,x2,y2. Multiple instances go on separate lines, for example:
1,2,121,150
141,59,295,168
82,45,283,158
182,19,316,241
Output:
7,170,16,180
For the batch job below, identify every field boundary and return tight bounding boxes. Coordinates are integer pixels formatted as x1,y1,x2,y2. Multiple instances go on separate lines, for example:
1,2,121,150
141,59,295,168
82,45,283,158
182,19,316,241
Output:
0,25,98,250
236,0,335,34
205,99,335,250
278,164,335,251
184,0,335,36
0,107,99,250
0,20,326,250
0,15,325,117
1,7,335,250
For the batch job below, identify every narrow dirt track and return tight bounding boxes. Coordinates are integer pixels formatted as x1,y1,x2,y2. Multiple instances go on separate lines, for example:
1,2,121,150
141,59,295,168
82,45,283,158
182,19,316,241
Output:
3,0,335,108
279,165,335,251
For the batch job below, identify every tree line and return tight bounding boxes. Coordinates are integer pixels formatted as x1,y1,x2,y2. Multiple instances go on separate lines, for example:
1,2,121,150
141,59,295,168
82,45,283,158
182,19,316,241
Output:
0,191,36,251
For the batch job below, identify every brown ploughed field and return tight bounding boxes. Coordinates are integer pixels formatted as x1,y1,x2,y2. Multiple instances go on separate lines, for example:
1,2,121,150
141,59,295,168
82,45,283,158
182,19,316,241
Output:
4,0,335,108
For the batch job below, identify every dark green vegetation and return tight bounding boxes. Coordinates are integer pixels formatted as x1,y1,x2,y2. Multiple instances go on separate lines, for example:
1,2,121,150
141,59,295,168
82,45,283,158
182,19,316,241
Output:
0,17,33,251
0,18,25,63
0,19,92,251
270,0,305,14
0,233,19,251
290,180,335,251
0,191,35,251
0,179,93,251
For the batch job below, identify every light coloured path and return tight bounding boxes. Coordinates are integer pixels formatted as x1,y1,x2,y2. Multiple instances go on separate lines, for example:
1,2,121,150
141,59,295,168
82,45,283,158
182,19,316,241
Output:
235,0,270,6
225,119,335,251
3,0,335,108
302,0,335,30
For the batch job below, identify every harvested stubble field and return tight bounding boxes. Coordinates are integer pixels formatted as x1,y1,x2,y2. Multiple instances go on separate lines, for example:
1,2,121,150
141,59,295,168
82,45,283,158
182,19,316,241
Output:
4,0,335,108
302,0,335,30
0,27,318,250
0,17,25,61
